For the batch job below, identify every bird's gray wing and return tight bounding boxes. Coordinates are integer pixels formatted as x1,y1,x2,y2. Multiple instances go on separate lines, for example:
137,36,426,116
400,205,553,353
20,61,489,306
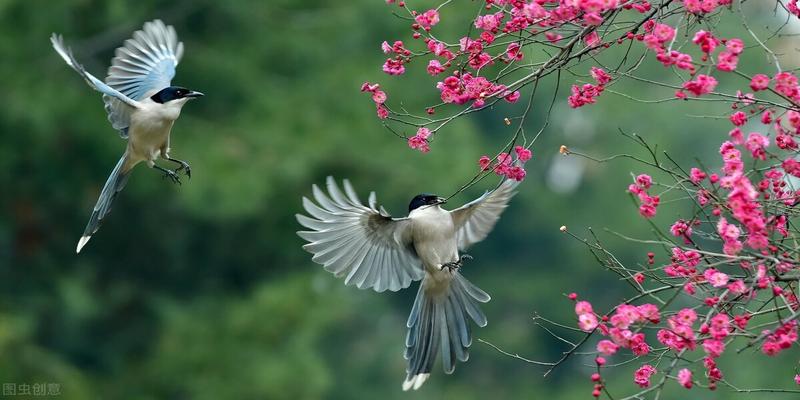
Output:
103,20,184,137
297,177,424,292
50,33,140,112
450,179,519,250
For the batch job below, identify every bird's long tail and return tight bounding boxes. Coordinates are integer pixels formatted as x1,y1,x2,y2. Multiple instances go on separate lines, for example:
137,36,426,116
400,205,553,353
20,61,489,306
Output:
402,271,490,391
76,156,131,253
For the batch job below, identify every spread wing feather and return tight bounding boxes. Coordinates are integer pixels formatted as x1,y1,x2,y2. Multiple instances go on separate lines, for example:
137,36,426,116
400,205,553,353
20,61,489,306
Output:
103,19,183,137
50,34,139,111
297,177,424,292
451,179,519,250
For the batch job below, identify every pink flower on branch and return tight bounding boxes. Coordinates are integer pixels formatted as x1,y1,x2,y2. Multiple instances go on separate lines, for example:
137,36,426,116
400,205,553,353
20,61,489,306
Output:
504,90,521,103
690,168,706,184
729,111,747,126
596,340,619,355
634,365,656,388
414,9,440,30
426,59,446,76
790,0,800,17
382,58,405,75
775,72,800,98
682,75,717,96
510,146,529,162
628,174,659,218
474,12,502,31
750,74,770,91
477,146,531,181
678,368,693,389
744,132,769,160
716,50,739,72
590,67,612,85
407,127,431,153
692,30,719,54
579,313,599,331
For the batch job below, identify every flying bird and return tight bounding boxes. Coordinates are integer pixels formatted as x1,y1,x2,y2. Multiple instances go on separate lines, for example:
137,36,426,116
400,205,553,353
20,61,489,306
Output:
51,20,203,253
296,177,518,390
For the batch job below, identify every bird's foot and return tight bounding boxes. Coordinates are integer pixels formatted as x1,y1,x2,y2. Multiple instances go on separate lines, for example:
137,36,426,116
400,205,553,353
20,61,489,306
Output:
440,261,460,273
169,158,192,179
175,161,191,179
440,254,472,273
161,169,182,185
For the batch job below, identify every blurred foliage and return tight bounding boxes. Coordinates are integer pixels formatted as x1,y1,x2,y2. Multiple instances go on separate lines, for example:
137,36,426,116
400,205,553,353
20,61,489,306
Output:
1,0,798,399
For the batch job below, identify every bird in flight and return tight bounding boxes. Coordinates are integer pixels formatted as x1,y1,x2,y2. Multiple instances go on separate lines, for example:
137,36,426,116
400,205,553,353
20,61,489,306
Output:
51,20,203,253
297,177,518,390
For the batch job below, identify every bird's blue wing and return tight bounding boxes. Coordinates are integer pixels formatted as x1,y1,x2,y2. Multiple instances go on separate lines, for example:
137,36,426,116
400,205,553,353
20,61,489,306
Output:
106,20,183,101
51,33,140,111
103,20,184,137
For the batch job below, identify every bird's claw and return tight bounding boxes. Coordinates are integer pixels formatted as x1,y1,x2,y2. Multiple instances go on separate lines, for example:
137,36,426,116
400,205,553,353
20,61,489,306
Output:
440,261,460,273
440,254,472,273
175,162,191,179
167,158,192,179
162,169,182,185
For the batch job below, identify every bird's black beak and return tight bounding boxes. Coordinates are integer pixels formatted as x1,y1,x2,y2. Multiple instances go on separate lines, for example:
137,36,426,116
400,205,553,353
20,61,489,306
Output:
185,90,204,98
435,196,447,205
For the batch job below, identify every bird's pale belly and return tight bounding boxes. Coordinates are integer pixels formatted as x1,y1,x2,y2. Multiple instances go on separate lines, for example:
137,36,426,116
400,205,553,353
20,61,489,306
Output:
412,216,459,273
415,237,458,269
128,111,176,165
414,231,459,295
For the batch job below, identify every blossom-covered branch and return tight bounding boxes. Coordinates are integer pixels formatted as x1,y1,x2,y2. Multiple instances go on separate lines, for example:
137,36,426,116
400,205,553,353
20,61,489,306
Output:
368,0,800,397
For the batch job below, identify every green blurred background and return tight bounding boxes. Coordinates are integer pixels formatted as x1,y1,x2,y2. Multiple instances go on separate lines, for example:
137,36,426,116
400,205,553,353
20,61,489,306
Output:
2,0,799,398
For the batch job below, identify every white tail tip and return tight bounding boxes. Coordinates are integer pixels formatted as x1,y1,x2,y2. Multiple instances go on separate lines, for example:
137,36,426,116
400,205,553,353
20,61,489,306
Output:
76,236,91,253
402,373,429,391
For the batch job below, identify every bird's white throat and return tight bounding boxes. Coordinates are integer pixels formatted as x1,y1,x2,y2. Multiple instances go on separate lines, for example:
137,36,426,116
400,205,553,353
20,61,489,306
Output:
409,204,448,219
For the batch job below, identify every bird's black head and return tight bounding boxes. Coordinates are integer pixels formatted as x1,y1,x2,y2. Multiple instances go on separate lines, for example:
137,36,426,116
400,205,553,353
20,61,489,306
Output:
408,194,446,212
150,86,204,104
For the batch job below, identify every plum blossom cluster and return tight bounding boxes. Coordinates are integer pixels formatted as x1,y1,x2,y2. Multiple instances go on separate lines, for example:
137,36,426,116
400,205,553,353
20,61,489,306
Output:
762,321,799,356
373,1,800,397
627,174,659,218
569,20,747,102
368,0,800,153
681,0,732,14
690,30,743,72
669,29,744,97
478,145,531,181
571,263,798,395
572,93,800,395
634,364,656,388
368,0,707,152
407,127,431,153
381,40,411,75
568,67,612,108
669,218,694,244
790,0,800,17
640,21,694,73
360,82,388,119
437,72,520,108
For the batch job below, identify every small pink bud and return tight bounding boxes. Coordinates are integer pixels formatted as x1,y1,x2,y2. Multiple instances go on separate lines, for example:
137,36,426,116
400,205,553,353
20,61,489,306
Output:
595,356,606,366
568,292,578,300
